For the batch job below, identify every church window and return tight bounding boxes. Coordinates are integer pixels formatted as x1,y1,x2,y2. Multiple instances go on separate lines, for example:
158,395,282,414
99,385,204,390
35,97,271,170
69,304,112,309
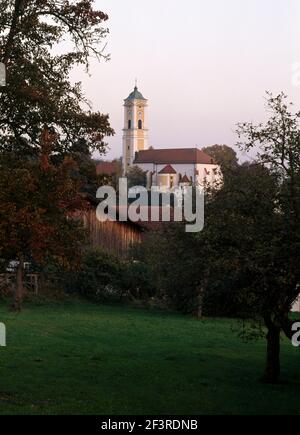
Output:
128,120,132,129
138,120,143,129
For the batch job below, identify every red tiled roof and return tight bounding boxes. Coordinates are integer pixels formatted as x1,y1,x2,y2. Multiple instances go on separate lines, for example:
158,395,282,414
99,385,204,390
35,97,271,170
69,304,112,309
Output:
181,174,190,183
134,148,215,165
96,162,118,176
159,164,177,175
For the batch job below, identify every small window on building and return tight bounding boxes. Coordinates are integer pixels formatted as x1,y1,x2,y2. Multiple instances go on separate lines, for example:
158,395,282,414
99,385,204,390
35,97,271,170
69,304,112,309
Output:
138,120,142,129
128,120,131,129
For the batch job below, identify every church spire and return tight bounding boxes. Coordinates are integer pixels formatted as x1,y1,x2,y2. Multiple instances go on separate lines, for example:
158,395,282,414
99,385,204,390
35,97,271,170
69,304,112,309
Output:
123,84,149,173
125,83,147,101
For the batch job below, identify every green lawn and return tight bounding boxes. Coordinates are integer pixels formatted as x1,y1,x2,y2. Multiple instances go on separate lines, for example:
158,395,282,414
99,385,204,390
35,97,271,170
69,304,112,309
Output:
0,301,299,415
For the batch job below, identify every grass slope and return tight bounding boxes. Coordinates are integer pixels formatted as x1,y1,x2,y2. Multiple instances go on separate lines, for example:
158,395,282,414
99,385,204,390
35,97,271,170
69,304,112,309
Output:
0,301,299,415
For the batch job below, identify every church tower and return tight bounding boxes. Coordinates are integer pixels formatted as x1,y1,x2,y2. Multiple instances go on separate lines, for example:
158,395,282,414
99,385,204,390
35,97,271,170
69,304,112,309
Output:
123,84,148,173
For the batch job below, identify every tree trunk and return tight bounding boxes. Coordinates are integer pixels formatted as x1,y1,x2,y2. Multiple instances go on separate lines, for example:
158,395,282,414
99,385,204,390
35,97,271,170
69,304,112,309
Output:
12,257,24,312
262,321,281,384
195,286,204,319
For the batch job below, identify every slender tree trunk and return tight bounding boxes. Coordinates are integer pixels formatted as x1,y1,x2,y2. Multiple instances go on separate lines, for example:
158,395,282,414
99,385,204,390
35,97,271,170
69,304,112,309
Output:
12,256,24,312
196,291,203,319
262,319,281,384
196,304,202,320
195,286,204,319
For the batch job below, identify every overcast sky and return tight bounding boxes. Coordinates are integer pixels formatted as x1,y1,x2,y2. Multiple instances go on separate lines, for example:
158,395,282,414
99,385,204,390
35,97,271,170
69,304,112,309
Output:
71,0,300,161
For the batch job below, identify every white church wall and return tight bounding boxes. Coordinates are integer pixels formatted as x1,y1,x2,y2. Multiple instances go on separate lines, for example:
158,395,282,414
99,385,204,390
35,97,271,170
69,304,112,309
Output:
291,295,300,313
136,163,194,183
135,162,222,188
169,164,195,180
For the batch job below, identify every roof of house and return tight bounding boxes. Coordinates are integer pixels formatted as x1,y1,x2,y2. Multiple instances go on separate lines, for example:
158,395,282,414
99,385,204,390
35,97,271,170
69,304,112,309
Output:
134,148,215,165
96,161,118,176
159,164,177,175
125,86,147,101
181,174,191,183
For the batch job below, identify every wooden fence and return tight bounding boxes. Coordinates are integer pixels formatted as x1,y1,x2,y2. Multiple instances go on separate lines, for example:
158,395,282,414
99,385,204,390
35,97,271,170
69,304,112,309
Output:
82,209,143,258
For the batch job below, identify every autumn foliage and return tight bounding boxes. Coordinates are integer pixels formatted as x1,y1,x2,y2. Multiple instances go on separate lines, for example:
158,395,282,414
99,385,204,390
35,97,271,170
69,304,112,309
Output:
0,1,114,309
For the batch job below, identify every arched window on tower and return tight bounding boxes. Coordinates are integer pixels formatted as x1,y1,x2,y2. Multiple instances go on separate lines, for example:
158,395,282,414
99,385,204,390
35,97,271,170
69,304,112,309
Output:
128,120,131,129
138,120,143,129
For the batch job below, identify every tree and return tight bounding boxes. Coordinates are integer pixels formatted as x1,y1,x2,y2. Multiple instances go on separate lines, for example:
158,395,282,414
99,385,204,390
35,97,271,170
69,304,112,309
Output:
127,165,147,189
174,154,299,382
133,225,206,317
202,144,239,169
199,93,299,383
0,132,87,310
0,0,114,156
232,93,300,382
0,1,114,308
201,163,284,378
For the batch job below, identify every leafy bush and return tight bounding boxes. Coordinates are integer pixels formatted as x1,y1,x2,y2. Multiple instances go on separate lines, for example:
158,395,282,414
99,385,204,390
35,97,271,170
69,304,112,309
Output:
41,249,156,304
131,225,243,318
120,260,154,300
72,249,123,302
203,282,240,317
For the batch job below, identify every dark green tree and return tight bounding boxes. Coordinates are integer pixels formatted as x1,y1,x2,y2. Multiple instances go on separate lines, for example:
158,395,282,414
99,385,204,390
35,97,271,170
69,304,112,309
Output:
127,165,147,189
202,144,239,169
232,93,300,382
135,225,206,317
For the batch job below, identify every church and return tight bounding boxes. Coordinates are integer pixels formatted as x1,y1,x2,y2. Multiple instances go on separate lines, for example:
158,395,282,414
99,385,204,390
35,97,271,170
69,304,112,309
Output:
122,85,221,189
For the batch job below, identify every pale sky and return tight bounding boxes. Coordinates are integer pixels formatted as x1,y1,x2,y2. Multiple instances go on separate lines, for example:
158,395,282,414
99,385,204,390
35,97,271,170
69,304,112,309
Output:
71,0,300,161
